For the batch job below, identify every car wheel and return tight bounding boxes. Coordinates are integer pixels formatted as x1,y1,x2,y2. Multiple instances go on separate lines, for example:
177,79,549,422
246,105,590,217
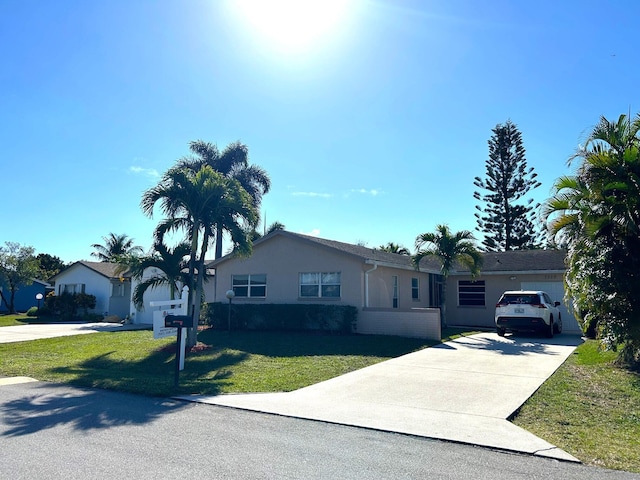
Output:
497,327,506,337
546,317,554,338
555,315,563,334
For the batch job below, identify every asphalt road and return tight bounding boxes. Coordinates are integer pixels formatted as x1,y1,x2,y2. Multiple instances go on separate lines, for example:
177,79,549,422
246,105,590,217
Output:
1,382,638,480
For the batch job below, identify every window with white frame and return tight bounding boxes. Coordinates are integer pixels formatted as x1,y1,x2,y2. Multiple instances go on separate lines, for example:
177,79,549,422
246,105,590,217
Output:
458,280,485,306
299,272,341,298
111,283,125,297
412,277,420,300
60,283,85,295
232,274,267,298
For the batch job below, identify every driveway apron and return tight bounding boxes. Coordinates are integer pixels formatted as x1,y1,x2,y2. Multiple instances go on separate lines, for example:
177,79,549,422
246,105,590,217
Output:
181,332,582,462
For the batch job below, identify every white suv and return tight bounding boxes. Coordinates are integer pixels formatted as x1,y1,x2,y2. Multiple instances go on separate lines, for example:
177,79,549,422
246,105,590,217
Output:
495,290,562,338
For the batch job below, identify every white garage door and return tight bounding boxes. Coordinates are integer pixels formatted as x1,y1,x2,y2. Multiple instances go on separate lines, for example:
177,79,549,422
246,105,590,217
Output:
520,281,582,334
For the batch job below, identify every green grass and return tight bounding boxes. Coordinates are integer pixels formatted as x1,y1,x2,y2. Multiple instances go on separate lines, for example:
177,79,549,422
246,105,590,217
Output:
0,314,30,327
513,340,640,472
0,328,473,397
0,313,79,327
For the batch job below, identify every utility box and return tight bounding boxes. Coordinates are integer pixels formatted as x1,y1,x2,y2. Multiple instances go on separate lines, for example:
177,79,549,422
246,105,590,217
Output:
164,314,194,328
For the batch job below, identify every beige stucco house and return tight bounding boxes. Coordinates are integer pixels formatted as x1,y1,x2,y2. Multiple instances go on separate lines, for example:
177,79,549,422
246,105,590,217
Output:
208,231,581,338
446,249,582,334
208,231,443,339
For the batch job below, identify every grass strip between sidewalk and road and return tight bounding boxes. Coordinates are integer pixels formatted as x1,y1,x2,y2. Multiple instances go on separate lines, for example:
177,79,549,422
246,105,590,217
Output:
512,339,640,473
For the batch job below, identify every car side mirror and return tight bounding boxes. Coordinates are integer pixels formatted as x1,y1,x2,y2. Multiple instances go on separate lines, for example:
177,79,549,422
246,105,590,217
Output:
554,301,561,307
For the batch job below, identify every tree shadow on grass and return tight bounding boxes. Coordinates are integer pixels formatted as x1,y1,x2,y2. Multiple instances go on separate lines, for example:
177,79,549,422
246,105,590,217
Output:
0,382,186,437
44,344,249,398
197,328,435,359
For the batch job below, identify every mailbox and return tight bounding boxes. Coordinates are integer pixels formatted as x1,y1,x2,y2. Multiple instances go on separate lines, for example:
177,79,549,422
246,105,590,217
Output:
164,314,194,328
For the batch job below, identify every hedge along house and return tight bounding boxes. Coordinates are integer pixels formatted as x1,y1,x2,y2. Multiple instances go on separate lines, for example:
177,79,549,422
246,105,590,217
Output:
50,261,132,319
208,230,443,340
445,249,582,334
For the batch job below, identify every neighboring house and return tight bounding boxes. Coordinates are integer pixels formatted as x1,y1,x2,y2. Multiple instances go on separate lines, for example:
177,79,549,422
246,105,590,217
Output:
0,279,51,313
208,230,443,340
51,261,132,319
50,261,216,324
128,267,215,325
446,249,582,334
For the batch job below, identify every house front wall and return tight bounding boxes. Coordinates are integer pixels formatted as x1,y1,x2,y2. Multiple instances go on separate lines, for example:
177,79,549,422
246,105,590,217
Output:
214,235,364,306
0,281,49,313
365,265,431,310
54,265,130,318
445,272,581,334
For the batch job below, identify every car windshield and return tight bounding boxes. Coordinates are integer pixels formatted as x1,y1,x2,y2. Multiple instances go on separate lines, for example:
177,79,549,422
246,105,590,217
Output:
500,294,539,305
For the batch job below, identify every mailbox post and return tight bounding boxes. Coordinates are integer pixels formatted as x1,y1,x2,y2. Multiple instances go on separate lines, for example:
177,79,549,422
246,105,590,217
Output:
165,314,194,388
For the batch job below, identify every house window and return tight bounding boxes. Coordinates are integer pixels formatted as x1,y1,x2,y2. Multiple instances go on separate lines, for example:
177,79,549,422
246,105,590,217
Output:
300,272,341,298
458,280,485,306
112,283,124,297
232,274,267,298
392,275,398,308
60,284,85,295
412,278,420,300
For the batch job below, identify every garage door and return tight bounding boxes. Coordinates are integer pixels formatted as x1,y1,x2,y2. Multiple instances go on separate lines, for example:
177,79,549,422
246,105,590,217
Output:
520,282,582,334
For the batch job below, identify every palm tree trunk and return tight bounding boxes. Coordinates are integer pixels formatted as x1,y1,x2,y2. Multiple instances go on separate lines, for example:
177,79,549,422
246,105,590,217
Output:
215,225,223,259
440,277,448,329
186,226,200,348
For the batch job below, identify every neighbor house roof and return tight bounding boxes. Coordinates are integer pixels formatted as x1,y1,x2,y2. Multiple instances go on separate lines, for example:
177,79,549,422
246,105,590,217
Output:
51,261,130,281
450,249,567,275
208,230,443,273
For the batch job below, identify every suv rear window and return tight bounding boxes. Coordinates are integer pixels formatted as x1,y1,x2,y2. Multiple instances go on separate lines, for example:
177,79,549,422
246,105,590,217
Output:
499,294,540,305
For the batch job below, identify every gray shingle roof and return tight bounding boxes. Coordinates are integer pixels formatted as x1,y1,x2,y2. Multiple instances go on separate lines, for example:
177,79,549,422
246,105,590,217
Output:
450,249,567,275
209,230,443,272
52,261,129,280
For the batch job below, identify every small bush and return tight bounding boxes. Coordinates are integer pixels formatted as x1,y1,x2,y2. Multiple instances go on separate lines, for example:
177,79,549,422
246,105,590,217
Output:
204,303,357,334
26,306,39,317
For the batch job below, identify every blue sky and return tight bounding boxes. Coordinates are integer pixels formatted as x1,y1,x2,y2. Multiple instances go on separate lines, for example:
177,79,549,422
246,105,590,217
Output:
1,0,637,264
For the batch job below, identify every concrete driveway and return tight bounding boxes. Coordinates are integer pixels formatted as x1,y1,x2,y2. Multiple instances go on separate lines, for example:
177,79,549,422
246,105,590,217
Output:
181,332,583,462
0,322,149,343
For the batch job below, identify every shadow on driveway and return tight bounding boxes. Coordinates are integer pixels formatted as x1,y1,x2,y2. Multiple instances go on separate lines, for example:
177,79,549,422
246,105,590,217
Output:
440,332,583,356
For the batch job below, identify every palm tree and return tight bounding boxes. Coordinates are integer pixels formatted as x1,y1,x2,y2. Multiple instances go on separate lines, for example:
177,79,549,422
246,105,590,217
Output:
413,225,482,328
91,233,143,262
378,242,410,255
543,113,640,362
141,164,258,346
265,221,285,235
179,140,271,258
129,239,191,310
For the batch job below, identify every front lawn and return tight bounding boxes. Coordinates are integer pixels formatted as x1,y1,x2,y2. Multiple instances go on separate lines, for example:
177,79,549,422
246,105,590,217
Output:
513,340,640,473
0,328,472,397
0,314,30,327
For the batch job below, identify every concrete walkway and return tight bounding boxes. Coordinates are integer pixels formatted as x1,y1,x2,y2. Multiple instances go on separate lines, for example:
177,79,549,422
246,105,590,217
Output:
0,322,150,343
180,332,583,462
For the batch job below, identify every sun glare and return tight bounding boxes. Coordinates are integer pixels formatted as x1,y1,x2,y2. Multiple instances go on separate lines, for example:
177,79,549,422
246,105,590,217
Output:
234,0,351,53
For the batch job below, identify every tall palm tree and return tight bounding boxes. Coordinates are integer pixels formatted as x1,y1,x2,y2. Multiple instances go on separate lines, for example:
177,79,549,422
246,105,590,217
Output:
91,233,143,262
179,140,271,258
543,113,640,361
141,164,258,346
128,239,191,310
413,225,482,328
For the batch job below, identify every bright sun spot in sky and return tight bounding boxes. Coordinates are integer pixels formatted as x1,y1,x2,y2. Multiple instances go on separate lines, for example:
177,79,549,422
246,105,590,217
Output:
234,0,351,53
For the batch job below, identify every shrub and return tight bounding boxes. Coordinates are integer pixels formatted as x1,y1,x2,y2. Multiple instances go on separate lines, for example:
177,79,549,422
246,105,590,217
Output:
204,303,357,334
42,292,98,320
26,306,39,317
